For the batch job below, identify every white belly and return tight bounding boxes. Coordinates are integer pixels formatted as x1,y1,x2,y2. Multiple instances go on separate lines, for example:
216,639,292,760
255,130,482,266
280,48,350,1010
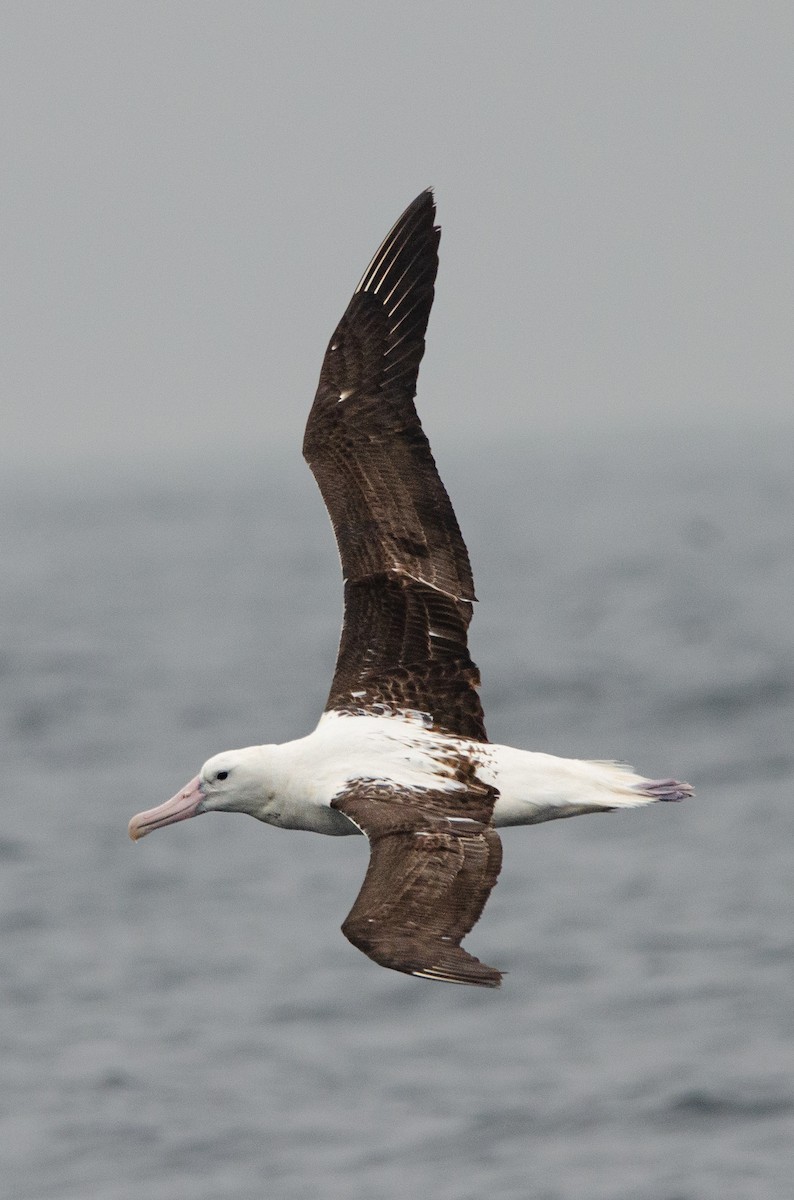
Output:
483,746,659,825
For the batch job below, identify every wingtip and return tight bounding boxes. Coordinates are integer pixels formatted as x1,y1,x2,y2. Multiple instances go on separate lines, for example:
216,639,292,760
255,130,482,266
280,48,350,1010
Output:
414,186,437,227
410,186,435,209
411,947,504,988
411,967,503,989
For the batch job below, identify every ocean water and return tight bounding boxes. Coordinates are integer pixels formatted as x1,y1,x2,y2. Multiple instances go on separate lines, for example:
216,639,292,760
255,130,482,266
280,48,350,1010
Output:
2,429,793,1200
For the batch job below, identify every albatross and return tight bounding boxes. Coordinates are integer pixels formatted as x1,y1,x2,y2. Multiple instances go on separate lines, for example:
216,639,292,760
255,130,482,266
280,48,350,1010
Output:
128,191,691,987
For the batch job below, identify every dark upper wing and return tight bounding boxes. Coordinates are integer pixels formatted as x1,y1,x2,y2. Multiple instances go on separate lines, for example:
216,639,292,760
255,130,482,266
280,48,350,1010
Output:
332,784,503,988
303,191,486,741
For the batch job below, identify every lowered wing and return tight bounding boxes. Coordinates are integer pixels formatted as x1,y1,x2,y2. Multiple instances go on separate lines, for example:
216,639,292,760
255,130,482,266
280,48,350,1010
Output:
332,783,503,987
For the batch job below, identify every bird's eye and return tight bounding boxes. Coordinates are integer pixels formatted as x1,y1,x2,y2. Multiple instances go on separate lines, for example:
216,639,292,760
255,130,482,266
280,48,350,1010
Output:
216,770,229,782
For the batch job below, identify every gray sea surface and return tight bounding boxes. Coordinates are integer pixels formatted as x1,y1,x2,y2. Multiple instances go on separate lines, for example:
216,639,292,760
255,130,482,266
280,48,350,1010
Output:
2,429,793,1200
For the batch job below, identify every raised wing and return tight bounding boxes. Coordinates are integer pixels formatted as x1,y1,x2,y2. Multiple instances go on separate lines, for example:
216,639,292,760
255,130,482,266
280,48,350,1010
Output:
331,783,503,987
303,191,486,741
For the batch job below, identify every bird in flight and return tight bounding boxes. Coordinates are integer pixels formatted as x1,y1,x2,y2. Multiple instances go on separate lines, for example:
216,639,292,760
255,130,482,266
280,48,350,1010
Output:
129,191,691,987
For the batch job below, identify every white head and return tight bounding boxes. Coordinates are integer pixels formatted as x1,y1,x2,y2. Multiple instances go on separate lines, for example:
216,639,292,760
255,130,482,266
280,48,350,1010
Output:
128,745,270,840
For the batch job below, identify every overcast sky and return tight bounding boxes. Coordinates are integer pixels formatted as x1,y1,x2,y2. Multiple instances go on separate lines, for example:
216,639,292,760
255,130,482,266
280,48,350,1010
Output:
2,2,792,479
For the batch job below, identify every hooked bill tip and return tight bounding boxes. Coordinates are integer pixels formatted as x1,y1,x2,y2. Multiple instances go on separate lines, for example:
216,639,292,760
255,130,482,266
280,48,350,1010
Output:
127,816,147,841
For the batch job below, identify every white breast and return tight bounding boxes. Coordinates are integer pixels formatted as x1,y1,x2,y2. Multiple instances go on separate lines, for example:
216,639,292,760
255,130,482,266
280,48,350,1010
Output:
259,711,468,834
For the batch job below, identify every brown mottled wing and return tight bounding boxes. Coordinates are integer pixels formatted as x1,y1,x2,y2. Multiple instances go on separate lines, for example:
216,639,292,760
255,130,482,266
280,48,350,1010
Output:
331,785,503,988
303,191,486,741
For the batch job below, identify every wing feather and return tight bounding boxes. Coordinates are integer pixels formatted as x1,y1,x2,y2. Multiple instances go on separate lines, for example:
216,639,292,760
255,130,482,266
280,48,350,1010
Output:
332,785,503,988
303,191,486,740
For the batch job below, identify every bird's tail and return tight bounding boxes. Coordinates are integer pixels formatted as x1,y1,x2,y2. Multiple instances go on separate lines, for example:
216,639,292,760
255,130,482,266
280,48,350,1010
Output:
633,777,694,802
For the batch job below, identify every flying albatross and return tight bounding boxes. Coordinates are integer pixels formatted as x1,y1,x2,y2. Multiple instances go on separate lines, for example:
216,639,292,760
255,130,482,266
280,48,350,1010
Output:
129,191,692,987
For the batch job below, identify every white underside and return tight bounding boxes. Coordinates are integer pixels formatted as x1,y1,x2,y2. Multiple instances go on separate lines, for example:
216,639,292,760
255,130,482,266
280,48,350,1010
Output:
238,711,673,836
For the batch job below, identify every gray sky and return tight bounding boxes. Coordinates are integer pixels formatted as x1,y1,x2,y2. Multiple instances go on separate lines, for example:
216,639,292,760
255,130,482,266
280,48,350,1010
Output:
3,2,792,478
